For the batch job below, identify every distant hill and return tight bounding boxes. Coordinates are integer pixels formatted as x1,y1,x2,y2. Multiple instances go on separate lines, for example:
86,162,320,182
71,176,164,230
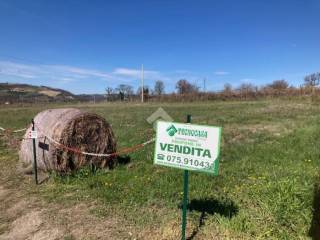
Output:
0,83,77,104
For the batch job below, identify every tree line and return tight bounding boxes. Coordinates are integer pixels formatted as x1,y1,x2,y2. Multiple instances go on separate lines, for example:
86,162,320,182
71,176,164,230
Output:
105,71,320,102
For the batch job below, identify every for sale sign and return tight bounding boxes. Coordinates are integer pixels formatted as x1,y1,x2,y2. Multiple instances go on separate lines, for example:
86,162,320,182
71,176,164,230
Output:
154,121,221,175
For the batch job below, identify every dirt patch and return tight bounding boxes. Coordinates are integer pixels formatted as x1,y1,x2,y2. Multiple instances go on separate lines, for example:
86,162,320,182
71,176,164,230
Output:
56,203,121,239
0,186,9,200
12,88,35,93
31,229,64,240
6,200,30,217
0,182,125,240
0,211,43,240
38,90,61,97
238,123,292,136
256,102,314,114
226,122,294,144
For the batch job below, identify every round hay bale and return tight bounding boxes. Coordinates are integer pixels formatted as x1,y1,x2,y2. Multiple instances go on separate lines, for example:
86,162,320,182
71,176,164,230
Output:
19,108,117,172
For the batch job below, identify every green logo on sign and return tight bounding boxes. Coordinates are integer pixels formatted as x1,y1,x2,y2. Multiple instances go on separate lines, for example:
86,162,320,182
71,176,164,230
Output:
166,124,178,136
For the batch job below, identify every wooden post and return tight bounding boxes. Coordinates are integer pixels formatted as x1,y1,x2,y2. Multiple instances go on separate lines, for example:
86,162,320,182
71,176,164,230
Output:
32,119,38,184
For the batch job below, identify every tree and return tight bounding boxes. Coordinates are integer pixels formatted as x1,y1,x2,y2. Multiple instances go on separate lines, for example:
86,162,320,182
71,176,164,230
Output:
105,87,113,95
222,83,233,98
154,80,165,96
223,83,232,93
238,83,257,99
137,86,150,100
105,87,114,101
304,72,320,87
268,79,288,90
240,83,257,92
115,84,133,101
176,79,199,94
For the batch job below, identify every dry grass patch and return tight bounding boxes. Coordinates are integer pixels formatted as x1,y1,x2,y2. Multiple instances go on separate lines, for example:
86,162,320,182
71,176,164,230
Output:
38,90,61,97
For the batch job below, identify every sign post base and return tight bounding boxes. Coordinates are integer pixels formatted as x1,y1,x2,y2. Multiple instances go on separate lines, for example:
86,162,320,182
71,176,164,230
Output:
181,169,189,240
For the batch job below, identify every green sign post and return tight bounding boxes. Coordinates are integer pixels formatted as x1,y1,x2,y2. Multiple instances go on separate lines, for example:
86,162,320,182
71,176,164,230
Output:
154,115,222,239
181,114,191,240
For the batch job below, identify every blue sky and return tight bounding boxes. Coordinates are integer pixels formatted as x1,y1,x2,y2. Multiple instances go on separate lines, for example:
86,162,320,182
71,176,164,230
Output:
0,0,319,94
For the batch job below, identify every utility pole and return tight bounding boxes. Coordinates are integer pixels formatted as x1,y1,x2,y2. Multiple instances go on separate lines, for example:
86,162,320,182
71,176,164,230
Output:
203,78,206,93
141,64,144,103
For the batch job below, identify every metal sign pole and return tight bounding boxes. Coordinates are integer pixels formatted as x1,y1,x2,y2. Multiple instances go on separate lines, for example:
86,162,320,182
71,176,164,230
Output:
32,119,38,184
181,114,191,240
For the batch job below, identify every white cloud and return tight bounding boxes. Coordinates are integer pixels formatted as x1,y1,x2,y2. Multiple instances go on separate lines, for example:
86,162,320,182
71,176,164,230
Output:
49,65,114,79
0,61,117,83
0,61,169,84
3,71,35,79
113,68,141,77
214,71,229,76
0,61,38,78
113,68,161,80
0,60,207,92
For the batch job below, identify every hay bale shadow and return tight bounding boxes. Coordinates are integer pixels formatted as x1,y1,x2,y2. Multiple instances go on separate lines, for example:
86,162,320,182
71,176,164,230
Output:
309,182,320,240
90,155,130,174
117,155,131,165
179,198,238,240
187,198,238,217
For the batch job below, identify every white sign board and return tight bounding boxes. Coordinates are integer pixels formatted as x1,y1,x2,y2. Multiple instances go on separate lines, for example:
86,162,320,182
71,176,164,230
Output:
154,121,221,174
28,130,38,139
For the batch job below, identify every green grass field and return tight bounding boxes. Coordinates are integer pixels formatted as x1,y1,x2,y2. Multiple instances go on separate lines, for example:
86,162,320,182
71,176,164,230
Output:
1,99,320,239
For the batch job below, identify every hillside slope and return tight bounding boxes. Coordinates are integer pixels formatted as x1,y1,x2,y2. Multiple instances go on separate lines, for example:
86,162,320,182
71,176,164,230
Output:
0,83,76,103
